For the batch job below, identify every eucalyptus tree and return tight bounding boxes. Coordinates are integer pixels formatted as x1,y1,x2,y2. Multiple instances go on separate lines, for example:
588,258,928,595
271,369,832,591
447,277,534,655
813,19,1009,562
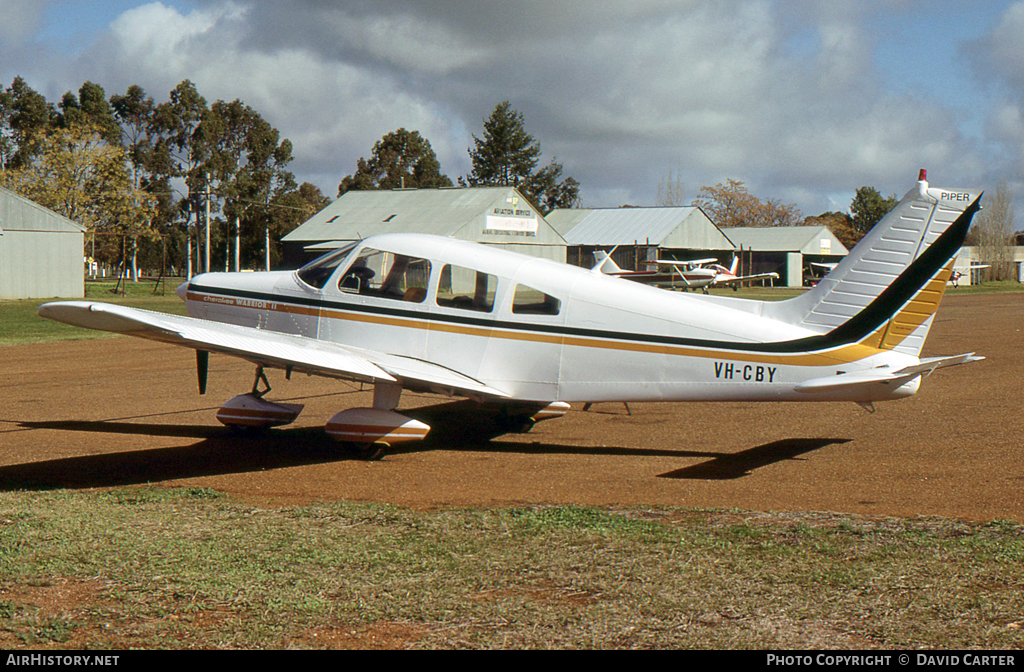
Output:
207,100,298,270
0,88,14,171
152,80,212,276
246,182,330,271
338,128,452,195
56,81,121,146
111,84,172,280
2,76,55,170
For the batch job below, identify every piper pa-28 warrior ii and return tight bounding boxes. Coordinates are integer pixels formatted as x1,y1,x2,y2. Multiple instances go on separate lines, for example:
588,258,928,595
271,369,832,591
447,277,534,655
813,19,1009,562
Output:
39,171,982,460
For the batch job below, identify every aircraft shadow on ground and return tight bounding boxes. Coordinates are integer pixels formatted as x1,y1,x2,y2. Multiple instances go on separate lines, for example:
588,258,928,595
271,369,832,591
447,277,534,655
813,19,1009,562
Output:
656,438,852,480
0,400,849,490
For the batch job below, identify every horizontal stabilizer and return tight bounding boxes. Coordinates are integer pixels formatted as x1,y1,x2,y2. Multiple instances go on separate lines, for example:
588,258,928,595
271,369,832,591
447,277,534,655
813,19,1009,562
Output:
794,353,982,393
896,353,984,376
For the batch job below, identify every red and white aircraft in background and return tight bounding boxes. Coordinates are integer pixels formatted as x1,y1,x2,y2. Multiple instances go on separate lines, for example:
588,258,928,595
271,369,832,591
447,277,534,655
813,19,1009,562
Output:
593,251,778,292
39,171,982,460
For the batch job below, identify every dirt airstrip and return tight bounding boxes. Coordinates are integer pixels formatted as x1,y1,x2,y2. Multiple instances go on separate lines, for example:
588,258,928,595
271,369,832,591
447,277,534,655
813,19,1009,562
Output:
1,293,1022,522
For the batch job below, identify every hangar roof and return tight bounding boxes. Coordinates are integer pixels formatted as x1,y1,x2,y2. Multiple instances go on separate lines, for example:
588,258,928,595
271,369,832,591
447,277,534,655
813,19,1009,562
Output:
283,187,565,247
721,225,848,256
0,186,86,234
546,206,734,250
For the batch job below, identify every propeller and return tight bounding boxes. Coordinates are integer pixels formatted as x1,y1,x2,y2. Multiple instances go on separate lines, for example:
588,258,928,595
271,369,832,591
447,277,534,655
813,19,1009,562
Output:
196,350,209,395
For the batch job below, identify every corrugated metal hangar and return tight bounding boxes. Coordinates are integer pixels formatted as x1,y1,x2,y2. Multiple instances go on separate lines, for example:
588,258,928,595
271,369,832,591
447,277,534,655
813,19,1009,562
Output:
282,187,568,268
0,186,85,300
545,206,734,271
722,225,848,287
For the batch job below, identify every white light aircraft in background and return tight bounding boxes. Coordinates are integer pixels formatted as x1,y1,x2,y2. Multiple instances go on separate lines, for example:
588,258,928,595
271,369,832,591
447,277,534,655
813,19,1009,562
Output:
40,171,983,460
805,261,839,286
652,256,779,292
593,251,778,292
949,263,991,287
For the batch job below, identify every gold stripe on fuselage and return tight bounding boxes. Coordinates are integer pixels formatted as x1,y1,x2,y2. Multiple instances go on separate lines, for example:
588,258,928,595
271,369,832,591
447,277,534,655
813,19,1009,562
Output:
187,291,887,368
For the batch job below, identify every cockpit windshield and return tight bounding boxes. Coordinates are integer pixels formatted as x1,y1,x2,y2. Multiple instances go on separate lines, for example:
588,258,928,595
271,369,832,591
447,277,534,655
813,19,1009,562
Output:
296,243,358,289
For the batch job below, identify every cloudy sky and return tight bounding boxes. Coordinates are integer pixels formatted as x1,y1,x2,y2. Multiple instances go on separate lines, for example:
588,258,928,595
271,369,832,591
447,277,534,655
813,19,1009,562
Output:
2,0,1023,223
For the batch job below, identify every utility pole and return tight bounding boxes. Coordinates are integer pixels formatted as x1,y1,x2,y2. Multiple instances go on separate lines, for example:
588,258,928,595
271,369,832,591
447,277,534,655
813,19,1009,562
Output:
204,173,212,274
235,215,241,272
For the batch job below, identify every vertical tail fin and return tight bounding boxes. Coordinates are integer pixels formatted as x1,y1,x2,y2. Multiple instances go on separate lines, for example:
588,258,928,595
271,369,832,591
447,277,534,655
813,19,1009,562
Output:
591,248,624,275
766,172,982,356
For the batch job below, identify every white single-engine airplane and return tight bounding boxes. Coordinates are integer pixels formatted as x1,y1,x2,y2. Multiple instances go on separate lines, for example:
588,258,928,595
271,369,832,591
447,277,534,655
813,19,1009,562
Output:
592,251,778,293
653,256,779,292
39,171,982,460
949,263,991,288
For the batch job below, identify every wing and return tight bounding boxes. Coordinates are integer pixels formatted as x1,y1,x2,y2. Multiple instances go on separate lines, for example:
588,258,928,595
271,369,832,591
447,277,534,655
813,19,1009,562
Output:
38,301,509,400
715,272,780,285
653,258,717,269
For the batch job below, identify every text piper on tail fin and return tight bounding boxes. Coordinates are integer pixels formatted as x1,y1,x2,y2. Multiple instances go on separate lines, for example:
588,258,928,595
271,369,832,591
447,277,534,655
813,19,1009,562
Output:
38,171,983,458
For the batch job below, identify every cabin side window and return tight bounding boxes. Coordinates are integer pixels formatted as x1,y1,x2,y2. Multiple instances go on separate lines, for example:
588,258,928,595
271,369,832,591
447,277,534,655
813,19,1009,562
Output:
338,248,431,303
436,265,497,313
511,284,561,316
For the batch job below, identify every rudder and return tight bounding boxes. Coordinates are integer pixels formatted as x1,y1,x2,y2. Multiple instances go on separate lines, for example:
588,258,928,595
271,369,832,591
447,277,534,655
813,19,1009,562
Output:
765,171,982,356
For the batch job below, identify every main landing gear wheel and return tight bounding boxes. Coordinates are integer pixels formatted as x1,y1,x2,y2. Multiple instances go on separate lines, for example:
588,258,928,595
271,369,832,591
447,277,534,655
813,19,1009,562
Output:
347,440,389,461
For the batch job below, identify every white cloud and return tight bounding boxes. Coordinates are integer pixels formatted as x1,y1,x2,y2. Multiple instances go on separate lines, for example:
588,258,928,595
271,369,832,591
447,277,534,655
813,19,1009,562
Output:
980,1,1024,91
967,1,1024,223
3,0,1003,214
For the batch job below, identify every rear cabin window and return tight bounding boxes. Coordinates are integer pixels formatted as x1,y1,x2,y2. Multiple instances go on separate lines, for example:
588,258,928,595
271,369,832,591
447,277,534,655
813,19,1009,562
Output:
436,265,497,313
337,249,431,303
511,284,561,316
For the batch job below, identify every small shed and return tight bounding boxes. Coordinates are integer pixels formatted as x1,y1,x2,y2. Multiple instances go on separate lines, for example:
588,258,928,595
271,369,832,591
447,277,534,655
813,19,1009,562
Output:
0,186,85,299
719,225,848,287
546,206,735,270
282,187,567,268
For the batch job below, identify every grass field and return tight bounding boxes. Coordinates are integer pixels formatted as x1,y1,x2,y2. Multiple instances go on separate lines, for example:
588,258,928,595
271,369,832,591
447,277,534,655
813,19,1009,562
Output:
0,488,1022,649
0,281,187,346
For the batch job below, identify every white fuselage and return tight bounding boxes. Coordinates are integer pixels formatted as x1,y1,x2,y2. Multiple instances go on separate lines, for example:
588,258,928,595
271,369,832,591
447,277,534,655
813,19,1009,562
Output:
182,234,918,405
